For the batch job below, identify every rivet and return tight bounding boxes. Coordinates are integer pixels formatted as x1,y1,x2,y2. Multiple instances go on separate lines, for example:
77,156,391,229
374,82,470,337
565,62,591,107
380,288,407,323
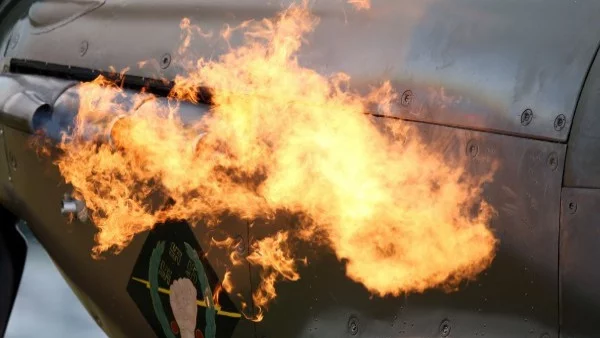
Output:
547,152,558,171
568,201,577,214
160,53,172,69
80,41,89,56
521,109,533,126
466,140,479,158
439,319,451,337
539,333,550,338
554,114,567,131
0,129,4,136
348,316,359,336
400,90,413,107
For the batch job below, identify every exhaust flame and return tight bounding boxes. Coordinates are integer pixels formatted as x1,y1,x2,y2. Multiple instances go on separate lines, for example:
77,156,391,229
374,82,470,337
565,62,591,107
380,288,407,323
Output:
213,270,234,309
212,237,245,266
47,1,497,319
246,231,302,321
348,0,371,10
222,271,234,293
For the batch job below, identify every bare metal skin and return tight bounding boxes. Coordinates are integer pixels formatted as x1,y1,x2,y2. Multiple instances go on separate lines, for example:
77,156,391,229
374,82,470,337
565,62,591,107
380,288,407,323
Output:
0,0,600,337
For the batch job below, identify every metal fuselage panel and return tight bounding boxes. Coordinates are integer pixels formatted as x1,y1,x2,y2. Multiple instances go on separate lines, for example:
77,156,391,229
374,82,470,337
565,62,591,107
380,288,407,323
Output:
4,0,600,140
0,0,600,338
565,51,600,189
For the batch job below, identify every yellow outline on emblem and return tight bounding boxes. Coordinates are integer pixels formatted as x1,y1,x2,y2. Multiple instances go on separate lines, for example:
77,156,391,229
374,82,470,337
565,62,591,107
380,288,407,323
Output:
131,277,242,319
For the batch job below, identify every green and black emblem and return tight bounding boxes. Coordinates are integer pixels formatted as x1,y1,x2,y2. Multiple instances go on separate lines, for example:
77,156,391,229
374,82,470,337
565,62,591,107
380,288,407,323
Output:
127,220,240,338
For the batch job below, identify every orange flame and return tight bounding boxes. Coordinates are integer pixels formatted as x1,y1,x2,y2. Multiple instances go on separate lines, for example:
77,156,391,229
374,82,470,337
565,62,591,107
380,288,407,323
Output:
246,231,300,321
222,270,234,293
213,271,233,305
348,0,371,11
212,237,245,266
212,270,234,307
179,17,214,56
48,1,497,319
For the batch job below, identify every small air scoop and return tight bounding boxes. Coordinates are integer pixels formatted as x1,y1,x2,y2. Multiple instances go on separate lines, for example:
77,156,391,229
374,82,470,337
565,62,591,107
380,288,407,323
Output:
0,77,52,133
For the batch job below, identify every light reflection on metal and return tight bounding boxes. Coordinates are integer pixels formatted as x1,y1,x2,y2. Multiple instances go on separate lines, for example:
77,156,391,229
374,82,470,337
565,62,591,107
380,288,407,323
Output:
60,193,88,223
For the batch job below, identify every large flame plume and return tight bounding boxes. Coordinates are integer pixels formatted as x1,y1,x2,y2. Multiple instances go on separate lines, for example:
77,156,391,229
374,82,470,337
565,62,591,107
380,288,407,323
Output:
47,1,497,320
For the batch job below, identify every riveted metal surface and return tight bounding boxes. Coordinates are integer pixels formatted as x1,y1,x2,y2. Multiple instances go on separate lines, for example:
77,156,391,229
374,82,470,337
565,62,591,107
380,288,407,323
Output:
250,118,563,338
0,0,594,336
564,51,600,188
0,126,255,338
559,188,600,338
3,0,600,141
